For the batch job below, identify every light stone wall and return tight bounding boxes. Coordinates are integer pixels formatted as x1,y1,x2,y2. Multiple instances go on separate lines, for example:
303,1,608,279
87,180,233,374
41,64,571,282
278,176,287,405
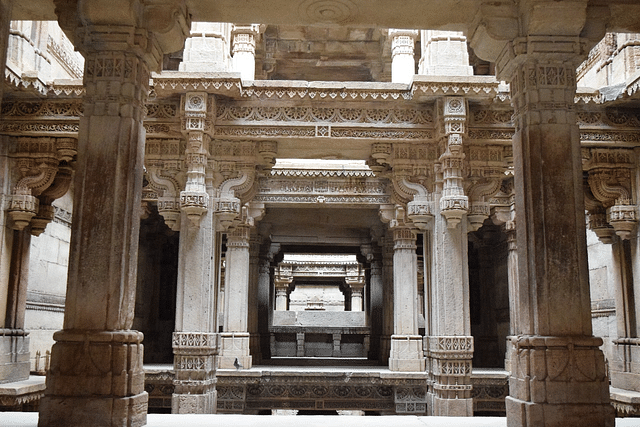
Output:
6,21,83,83
586,229,618,366
288,284,345,311
23,191,72,371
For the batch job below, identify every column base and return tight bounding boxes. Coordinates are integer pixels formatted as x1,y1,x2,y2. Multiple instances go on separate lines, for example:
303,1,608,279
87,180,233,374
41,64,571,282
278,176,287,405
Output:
172,332,218,414
0,329,30,383
172,390,217,414
38,330,147,427
425,335,474,416
507,335,614,427
388,335,425,371
506,396,614,427
218,332,252,369
431,396,473,416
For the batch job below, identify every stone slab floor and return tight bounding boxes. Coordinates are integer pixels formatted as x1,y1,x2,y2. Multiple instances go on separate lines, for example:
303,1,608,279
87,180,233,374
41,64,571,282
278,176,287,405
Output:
2,414,640,427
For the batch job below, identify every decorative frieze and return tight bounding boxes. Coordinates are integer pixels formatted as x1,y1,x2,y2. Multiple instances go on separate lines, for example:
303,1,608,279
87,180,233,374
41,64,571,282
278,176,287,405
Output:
216,104,433,125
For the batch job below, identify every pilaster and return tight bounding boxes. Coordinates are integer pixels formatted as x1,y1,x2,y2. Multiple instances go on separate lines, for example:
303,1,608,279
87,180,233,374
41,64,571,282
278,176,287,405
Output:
40,2,189,425
388,207,425,372
496,33,614,427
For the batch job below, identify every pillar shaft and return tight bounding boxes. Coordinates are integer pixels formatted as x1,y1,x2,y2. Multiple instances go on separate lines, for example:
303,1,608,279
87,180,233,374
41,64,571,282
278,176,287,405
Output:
389,29,417,85
0,229,30,383
248,233,261,363
388,226,425,371
427,194,473,416
219,224,252,369
380,234,394,364
497,35,614,427
172,210,218,414
39,19,160,425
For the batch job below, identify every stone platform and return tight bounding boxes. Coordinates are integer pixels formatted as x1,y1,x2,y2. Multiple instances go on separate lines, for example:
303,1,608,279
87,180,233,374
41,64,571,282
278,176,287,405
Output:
146,364,509,415
2,413,640,427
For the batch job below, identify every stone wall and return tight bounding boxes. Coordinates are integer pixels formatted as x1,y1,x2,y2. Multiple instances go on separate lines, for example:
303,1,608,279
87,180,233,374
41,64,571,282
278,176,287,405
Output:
23,192,71,372
587,229,619,366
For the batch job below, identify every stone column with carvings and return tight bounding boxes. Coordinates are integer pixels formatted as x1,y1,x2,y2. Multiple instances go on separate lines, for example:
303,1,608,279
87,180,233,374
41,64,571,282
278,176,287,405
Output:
425,96,473,417
419,31,474,76
40,1,189,425
172,88,218,414
379,232,394,364
232,24,260,81
248,232,262,363
389,29,418,85
496,29,614,425
257,256,272,359
219,216,253,369
388,206,426,372
368,259,383,360
172,204,218,414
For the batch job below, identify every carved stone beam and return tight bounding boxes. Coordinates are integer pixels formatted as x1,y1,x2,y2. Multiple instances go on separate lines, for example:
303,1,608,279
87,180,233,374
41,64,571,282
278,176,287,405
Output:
146,162,182,231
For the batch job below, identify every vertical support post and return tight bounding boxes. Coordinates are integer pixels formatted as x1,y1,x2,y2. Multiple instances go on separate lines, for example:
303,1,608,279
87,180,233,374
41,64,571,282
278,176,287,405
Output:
0,229,30,383
389,29,418,85
219,223,252,369
369,260,383,359
232,25,260,81
388,208,425,372
496,32,614,426
39,20,161,427
380,233,394,364
172,208,218,414
248,232,262,363
332,333,341,357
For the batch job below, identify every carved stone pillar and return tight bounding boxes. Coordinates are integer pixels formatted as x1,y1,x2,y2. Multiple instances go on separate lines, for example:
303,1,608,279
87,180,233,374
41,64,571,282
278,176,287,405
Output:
172,205,218,413
496,33,614,426
232,25,260,81
380,232,394,364
274,263,292,311
388,207,425,372
248,232,262,363
219,221,252,369
425,97,473,416
389,29,418,85
40,2,189,425
369,260,383,360
257,257,271,359
504,220,518,371
0,229,30,383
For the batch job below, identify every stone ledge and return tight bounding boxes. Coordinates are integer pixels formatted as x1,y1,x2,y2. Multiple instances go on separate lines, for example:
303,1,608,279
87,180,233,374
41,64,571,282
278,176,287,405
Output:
0,376,46,407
